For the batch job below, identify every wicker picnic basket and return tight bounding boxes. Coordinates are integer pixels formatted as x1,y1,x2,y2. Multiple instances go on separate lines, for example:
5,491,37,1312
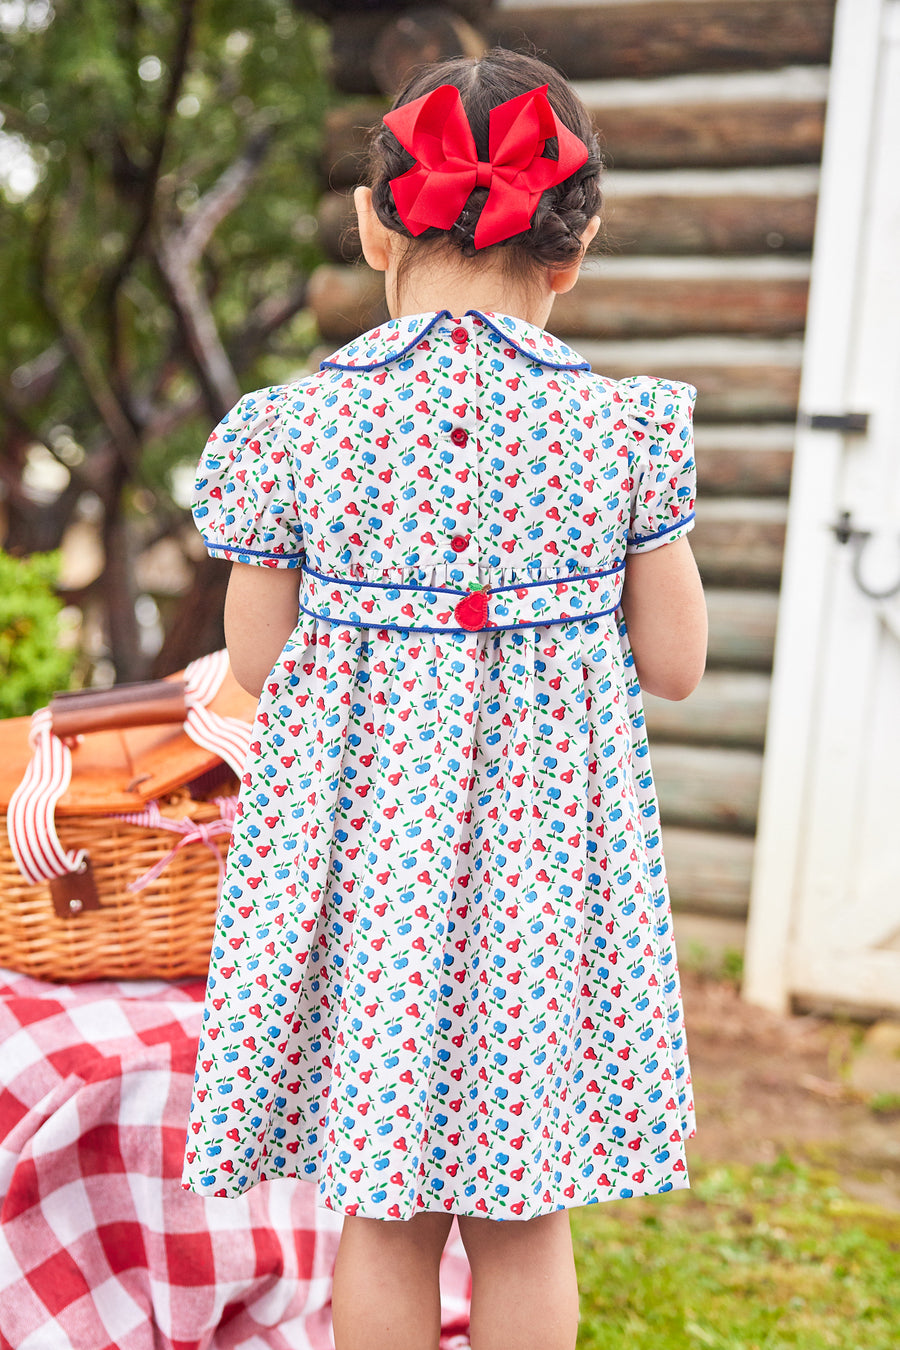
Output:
0,651,256,983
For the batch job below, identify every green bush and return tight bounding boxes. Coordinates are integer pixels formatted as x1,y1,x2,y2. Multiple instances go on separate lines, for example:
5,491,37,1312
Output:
0,550,77,718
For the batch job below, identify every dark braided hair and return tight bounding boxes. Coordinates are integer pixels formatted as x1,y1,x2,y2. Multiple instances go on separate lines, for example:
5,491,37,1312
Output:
368,49,603,276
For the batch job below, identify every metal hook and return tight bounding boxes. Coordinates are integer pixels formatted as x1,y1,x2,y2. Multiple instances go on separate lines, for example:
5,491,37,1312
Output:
829,511,900,600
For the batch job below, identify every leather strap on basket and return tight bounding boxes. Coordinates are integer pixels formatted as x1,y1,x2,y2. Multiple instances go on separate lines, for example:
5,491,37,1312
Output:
6,650,252,888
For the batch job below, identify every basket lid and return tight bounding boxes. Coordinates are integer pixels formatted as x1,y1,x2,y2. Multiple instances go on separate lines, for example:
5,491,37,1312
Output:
0,665,256,815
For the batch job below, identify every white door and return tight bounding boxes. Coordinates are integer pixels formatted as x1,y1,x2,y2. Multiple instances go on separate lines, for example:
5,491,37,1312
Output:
743,0,900,1013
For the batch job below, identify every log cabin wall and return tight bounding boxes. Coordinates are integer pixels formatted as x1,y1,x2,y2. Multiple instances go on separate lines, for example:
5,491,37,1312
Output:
300,0,837,962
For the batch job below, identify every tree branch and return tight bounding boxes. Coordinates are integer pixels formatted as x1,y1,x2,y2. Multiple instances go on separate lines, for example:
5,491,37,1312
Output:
153,129,273,418
176,127,272,266
106,0,199,298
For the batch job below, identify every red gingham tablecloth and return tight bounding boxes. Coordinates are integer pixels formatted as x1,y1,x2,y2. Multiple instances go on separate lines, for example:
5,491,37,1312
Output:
0,968,471,1350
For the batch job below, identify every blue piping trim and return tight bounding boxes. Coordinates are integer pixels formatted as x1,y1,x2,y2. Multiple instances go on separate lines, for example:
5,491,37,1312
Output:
629,512,695,545
297,602,619,635
466,311,591,371
320,311,452,371
301,559,625,596
318,310,591,373
204,538,303,562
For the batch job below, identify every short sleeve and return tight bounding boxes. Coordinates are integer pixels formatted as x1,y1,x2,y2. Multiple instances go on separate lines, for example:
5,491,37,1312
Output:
191,385,304,568
622,376,697,554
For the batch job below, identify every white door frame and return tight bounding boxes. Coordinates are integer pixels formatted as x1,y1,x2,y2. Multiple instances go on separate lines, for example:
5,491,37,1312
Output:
742,0,890,1013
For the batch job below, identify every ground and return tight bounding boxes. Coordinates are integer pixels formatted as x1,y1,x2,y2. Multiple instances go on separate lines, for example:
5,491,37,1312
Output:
682,969,900,1210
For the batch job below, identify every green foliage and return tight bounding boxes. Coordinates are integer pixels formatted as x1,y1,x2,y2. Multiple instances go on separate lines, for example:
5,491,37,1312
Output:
0,549,76,716
572,1158,900,1349
0,0,333,675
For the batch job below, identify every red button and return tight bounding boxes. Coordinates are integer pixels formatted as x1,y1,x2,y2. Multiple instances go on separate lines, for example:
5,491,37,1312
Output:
450,428,468,446
451,326,468,344
450,535,469,553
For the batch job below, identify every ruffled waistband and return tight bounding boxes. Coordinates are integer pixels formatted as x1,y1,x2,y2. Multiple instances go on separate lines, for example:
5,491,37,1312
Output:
298,562,624,633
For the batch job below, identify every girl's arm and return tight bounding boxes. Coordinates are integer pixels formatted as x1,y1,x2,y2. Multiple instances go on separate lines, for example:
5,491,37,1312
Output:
223,561,303,697
620,537,707,701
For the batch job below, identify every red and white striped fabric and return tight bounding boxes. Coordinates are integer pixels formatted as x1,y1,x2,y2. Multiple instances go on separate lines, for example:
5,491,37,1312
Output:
0,967,472,1350
5,651,252,889
183,649,252,780
6,706,85,885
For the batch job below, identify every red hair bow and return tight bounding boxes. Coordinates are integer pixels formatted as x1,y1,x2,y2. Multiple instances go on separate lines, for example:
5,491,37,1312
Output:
383,83,589,250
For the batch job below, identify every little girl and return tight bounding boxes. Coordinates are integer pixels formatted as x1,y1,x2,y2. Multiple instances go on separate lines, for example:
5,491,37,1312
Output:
184,48,706,1350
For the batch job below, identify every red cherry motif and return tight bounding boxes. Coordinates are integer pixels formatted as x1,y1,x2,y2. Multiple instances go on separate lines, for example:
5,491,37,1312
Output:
454,586,490,630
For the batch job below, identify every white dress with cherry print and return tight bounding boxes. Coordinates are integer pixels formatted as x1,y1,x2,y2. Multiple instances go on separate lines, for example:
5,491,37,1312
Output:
183,309,698,1221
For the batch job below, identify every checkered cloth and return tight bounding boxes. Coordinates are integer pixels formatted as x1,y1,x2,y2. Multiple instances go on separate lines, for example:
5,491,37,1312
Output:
0,968,471,1350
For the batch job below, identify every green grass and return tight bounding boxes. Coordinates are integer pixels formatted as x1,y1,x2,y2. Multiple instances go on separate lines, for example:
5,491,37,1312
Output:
572,1157,900,1349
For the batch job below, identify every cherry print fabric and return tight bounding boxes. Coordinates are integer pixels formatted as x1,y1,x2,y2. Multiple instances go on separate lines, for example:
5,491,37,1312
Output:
184,310,697,1221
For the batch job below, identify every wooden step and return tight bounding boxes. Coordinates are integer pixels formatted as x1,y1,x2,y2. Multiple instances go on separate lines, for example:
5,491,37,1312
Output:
603,167,818,255
652,743,762,833
554,257,810,338
705,588,778,669
694,424,794,497
576,336,802,421
691,497,787,588
644,670,771,749
317,169,819,262
488,1,835,82
663,825,754,917
577,69,828,169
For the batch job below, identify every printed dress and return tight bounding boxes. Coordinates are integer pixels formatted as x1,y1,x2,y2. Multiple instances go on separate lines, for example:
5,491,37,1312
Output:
183,309,698,1220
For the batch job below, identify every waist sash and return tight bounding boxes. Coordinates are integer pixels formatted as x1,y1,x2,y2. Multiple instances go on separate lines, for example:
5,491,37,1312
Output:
298,562,624,633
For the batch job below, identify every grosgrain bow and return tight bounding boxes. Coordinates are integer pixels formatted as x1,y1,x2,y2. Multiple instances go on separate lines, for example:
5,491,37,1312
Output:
383,83,589,250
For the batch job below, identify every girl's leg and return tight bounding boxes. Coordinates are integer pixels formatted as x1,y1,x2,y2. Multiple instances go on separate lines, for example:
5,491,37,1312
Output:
458,1210,579,1350
332,1209,453,1350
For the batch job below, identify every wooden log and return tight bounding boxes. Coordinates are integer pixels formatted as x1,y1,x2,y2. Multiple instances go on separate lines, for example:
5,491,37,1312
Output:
317,191,360,262
322,102,385,189
553,267,809,339
694,427,794,497
690,500,786,588
663,825,754,917
371,9,485,95
644,671,771,749
603,188,817,256
486,2,835,82
308,264,386,342
329,14,391,96
705,588,778,669
698,445,793,497
590,98,825,170
296,0,490,21
577,338,802,422
652,743,762,834
326,3,490,94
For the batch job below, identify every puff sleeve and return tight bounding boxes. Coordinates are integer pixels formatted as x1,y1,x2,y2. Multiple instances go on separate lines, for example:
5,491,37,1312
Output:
622,376,697,554
191,385,304,568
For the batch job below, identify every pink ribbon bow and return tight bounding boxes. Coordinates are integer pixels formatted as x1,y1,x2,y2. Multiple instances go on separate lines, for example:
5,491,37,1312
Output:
383,83,589,249
122,797,238,894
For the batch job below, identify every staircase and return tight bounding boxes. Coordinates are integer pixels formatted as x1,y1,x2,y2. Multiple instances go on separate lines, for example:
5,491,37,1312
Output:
304,0,836,961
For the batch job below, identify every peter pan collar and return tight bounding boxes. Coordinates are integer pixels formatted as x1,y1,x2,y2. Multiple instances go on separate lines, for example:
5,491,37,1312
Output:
320,310,590,372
